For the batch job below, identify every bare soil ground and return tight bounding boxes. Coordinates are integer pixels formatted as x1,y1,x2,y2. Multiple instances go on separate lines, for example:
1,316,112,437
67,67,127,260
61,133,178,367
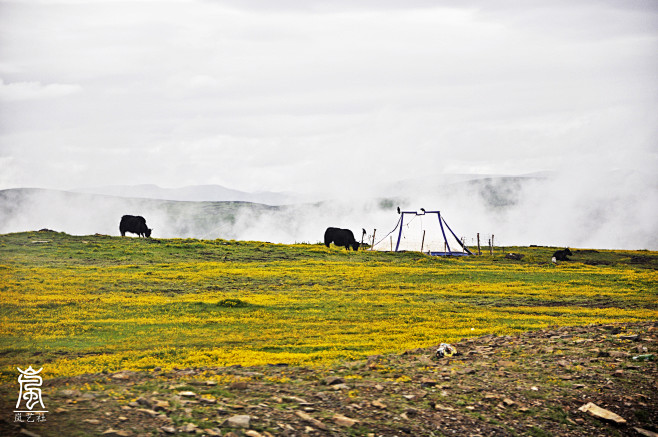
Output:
1,321,656,437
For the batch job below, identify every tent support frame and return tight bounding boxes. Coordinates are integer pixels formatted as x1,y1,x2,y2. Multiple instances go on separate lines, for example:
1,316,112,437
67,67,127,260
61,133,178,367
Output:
394,210,473,256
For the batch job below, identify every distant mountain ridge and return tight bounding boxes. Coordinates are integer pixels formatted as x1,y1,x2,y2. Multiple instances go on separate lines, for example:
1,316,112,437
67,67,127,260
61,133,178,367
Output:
72,173,551,205
72,184,302,205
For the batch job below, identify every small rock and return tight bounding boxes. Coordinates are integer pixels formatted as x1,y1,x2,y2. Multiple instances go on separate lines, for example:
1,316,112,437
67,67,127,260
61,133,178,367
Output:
244,431,264,437
295,411,328,430
503,398,516,406
136,397,152,407
372,399,387,409
227,414,251,429
609,351,630,358
161,427,176,435
153,400,170,411
331,383,351,390
136,408,159,417
333,414,359,427
285,395,311,405
180,423,197,433
179,391,197,397
634,428,658,437
101,430,133,437
405,407,418,417
324,376,345,385
619,334,640,341
578,402,626,424
420,378,437,387
230,381,249,390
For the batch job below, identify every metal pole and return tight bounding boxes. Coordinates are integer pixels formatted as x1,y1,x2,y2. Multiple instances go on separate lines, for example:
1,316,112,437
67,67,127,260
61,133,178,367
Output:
421,230,426,253
394,214,405,252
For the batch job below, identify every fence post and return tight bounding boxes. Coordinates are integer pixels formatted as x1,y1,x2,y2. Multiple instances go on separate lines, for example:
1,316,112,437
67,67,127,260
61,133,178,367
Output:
477,233,481,255
371,229,376,251
421,230,426,253
489,238,493,256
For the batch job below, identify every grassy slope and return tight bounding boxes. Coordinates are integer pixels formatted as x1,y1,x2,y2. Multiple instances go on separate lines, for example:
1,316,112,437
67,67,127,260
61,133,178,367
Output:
0,231,656,380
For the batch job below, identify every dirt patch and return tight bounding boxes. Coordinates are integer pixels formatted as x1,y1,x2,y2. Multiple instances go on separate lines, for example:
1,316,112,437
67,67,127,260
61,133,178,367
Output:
1,322,656,436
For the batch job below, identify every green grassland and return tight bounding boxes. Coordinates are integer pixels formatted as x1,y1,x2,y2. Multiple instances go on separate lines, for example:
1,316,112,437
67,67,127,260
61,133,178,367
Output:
0,231,656,380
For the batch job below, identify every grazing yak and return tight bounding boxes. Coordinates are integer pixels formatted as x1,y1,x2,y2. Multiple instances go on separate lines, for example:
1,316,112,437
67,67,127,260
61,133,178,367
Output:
553,248,572,261
324,227,359,251
120,215,152,238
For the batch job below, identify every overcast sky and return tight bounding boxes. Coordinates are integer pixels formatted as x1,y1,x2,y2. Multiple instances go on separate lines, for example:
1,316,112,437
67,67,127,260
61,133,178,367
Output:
0,0,657,195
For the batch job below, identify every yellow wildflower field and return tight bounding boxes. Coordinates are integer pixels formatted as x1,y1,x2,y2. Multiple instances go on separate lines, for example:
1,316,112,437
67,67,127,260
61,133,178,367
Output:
0,231,656,380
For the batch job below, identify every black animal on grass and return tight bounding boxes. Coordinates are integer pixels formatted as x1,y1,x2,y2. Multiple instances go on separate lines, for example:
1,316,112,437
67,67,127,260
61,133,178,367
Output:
120,215,152,238
324,227,359,251
553,248,572,261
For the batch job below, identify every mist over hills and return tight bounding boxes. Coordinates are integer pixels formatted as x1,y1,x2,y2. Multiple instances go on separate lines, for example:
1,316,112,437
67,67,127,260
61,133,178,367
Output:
1,171,656,250
72,173,551,207
72,184,305,205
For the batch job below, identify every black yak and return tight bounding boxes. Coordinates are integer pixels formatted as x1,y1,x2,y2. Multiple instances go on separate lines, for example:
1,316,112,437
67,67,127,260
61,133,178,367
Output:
553,248,572,261
120,215,152,238
324,227,359,251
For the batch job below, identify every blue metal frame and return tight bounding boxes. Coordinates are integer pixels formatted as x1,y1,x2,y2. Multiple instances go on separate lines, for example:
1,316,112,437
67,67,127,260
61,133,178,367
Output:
394,210,472,256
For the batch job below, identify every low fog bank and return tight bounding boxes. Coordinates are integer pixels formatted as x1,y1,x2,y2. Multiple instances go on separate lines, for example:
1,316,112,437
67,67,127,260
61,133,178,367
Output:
72,184,308,205
1,172,656,250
